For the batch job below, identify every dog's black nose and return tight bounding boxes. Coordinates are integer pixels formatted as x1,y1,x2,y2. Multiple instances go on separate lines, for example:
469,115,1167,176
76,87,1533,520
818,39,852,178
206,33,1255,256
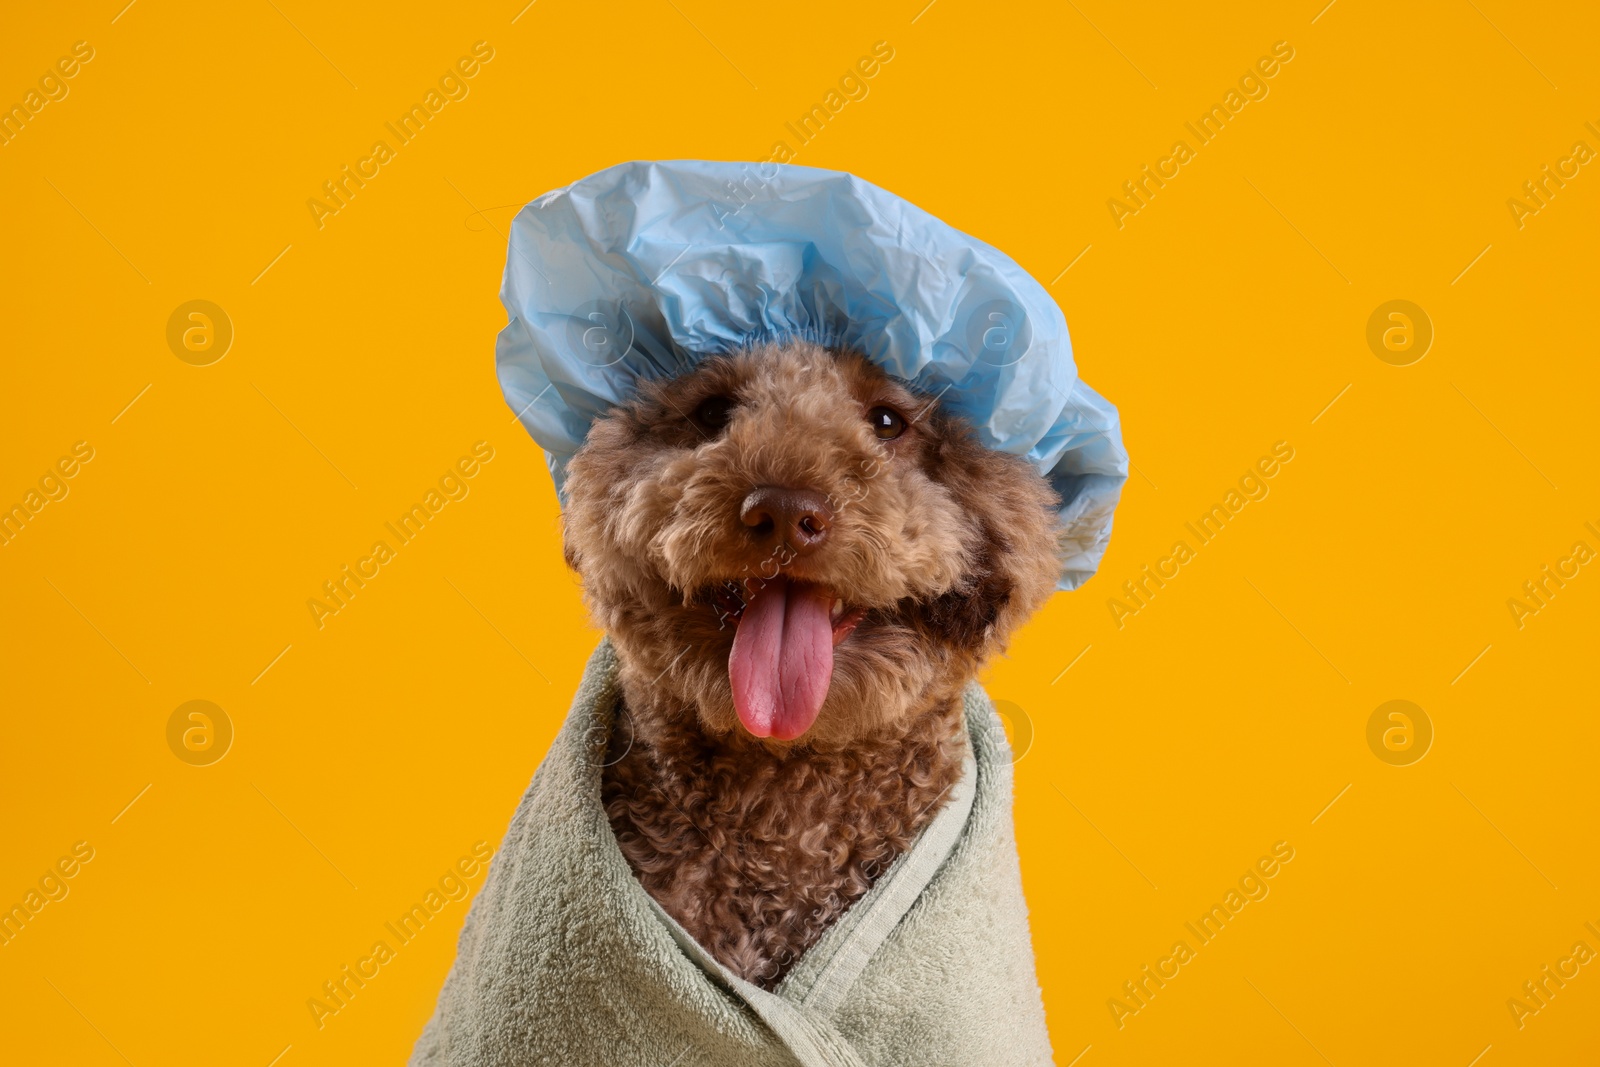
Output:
740,487,831,556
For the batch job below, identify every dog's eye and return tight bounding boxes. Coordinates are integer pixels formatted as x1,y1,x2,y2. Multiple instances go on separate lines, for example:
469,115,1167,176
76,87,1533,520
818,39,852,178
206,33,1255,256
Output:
692,395,736,433
867,406,906,440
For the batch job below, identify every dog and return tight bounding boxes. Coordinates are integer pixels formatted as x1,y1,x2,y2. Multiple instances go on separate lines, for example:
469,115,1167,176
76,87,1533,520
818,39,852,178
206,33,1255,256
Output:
560,338,1063,988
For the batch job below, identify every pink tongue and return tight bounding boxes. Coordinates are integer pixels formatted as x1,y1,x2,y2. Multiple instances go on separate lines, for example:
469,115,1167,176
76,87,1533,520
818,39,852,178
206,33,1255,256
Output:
728,577,834,740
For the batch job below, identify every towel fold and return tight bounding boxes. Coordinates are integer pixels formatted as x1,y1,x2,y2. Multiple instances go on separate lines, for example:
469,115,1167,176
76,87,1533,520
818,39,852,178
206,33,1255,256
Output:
411,640,1054,1066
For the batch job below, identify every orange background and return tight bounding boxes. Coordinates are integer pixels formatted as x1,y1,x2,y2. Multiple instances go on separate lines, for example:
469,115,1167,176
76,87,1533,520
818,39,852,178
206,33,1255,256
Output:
2,1,1596,1064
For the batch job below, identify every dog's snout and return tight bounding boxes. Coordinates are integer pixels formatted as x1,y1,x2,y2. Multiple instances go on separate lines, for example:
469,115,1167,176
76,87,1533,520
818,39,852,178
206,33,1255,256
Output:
739,487,832,556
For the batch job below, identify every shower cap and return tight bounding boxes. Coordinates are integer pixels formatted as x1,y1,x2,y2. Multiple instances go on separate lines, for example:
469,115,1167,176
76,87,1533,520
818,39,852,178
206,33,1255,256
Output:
496,160,1127,590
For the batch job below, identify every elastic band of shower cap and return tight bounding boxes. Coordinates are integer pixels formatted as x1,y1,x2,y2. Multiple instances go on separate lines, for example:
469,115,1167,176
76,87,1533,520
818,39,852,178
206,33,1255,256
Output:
494,159,1128,590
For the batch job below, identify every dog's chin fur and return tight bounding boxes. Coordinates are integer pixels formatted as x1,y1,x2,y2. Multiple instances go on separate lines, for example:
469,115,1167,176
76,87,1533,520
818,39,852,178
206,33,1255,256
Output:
563,341,1062,985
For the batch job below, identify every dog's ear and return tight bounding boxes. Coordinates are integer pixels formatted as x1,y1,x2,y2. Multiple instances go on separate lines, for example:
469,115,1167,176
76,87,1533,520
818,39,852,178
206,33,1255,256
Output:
918,523,1013,652
560,406,650,580
561,517,583,575
920,412,1062,653
560,469,597,578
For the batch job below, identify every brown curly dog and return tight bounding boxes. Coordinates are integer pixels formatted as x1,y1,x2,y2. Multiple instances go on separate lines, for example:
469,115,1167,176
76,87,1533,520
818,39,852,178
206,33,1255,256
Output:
562,340,1061,988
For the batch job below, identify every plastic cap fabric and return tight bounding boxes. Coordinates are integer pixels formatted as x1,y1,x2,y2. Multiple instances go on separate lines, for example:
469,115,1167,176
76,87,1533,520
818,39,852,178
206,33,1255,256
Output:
496,160,1127,590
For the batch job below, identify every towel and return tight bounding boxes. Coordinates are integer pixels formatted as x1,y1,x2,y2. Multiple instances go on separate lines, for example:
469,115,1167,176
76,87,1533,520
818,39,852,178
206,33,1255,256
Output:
411,640,1055,1066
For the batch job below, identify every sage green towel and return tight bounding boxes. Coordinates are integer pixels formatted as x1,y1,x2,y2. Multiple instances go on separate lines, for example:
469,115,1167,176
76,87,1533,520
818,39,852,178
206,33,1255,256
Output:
411,640,1055,1066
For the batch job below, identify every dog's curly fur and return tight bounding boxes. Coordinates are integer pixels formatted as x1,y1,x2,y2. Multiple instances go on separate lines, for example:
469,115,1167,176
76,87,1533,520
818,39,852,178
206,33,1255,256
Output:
562,341,1061,986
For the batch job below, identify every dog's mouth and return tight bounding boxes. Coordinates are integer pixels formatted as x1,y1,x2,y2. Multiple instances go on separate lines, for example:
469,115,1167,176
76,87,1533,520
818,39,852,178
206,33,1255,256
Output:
710,577,867,741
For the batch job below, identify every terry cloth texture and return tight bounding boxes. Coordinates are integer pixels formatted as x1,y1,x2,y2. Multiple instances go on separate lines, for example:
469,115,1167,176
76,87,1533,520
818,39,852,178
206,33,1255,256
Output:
411,639,1054,1066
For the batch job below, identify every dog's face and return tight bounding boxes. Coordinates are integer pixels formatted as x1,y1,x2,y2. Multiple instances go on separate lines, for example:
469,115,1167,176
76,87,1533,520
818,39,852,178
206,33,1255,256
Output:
562,341,1062,749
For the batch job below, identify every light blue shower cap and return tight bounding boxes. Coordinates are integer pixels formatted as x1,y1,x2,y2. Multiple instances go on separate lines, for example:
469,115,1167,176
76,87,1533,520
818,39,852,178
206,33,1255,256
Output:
496,160,1127,590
